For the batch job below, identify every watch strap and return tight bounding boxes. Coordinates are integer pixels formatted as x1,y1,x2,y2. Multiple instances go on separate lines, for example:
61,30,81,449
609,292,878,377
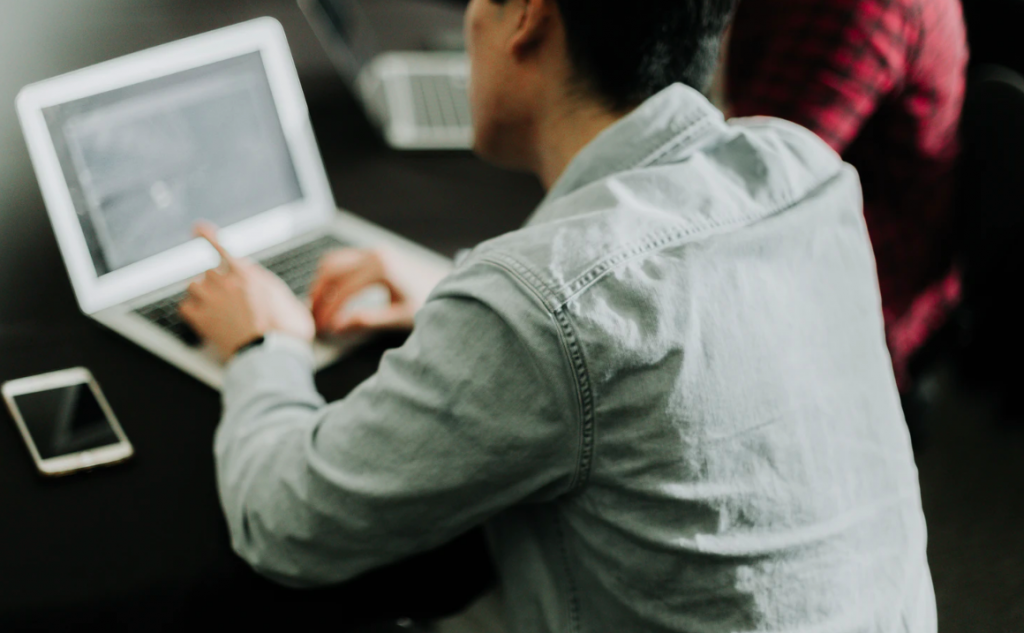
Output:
233,335,266,358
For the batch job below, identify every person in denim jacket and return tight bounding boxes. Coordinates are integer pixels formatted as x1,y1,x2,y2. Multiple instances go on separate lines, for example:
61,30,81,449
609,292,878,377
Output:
182,1,935,631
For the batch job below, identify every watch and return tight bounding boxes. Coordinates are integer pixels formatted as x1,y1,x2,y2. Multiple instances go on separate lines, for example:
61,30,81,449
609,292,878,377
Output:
233,335,266,358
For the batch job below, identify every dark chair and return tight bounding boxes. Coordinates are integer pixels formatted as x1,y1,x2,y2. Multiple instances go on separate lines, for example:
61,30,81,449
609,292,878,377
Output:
962,0,1024,77
952,65,1024,415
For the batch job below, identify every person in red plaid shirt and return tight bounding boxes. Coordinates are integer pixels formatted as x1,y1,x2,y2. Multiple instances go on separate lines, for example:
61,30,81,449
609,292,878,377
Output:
725,0,969,420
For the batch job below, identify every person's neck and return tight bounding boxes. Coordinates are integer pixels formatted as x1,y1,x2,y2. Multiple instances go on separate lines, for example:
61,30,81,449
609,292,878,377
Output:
532,96,628,190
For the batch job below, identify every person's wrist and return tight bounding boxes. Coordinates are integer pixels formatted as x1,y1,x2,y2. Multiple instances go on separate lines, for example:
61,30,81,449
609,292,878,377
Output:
261,330,316,362
271,314,315,345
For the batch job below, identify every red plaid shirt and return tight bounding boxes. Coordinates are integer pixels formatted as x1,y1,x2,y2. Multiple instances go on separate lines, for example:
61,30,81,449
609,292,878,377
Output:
726,0,969,390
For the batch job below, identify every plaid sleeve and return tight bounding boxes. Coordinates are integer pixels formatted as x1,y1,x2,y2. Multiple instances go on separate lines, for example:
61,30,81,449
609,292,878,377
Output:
726,0,917,153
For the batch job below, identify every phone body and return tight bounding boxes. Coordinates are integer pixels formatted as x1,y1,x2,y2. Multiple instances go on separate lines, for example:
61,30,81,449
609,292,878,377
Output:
2,367,133,476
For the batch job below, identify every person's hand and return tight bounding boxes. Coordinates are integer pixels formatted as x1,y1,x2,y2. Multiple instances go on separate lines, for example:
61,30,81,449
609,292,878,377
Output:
309,247,449,335
179,223,315,360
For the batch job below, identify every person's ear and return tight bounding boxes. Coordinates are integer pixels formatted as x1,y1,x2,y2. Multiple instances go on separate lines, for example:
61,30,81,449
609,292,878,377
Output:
508,0,557,59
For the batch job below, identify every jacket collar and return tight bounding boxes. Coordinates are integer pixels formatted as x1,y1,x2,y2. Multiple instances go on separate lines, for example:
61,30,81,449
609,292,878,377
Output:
530,83,726,224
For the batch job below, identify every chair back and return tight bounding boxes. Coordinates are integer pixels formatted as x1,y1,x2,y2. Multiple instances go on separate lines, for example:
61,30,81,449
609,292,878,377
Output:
955,65,1024,377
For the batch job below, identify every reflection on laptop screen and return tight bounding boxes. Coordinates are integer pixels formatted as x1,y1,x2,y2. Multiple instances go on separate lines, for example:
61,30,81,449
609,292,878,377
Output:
42,52,303,276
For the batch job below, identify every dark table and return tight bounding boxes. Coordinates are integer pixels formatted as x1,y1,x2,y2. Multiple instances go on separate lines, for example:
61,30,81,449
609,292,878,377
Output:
0,4,544,629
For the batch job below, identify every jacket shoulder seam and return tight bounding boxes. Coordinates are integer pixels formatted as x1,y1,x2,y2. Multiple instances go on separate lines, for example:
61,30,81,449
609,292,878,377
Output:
474,257,595,493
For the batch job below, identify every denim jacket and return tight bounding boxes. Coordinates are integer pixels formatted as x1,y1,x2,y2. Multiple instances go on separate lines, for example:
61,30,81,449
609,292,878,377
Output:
216,84,935,633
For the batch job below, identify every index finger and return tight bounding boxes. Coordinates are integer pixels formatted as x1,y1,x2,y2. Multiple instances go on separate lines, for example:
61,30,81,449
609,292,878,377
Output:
194,222,236,270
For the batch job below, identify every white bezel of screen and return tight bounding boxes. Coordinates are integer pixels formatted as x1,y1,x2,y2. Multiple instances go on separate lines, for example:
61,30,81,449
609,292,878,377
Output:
1,367,134,476
16,18,334,315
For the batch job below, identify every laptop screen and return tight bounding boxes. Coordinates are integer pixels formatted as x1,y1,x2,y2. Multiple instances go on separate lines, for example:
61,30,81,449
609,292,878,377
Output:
41,51,303,276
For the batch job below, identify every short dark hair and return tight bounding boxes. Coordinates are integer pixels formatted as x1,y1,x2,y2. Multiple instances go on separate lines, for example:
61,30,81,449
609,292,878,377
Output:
493,0,736,111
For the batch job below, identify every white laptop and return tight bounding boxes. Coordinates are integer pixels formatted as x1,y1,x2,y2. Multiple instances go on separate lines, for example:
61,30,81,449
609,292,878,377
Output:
299,0,473,150
16,17,450,389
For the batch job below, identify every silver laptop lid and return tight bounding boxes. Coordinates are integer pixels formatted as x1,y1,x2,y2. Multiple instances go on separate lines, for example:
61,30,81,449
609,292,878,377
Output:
301,0,466,84
301,0,383,88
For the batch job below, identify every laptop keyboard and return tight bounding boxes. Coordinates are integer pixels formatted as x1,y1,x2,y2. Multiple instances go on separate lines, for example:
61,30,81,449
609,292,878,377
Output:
410,74,471,130
135,235,348,346
260,235,348,295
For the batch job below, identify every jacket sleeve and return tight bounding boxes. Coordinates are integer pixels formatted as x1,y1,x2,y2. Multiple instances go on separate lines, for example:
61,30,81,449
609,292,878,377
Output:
214,262,581,587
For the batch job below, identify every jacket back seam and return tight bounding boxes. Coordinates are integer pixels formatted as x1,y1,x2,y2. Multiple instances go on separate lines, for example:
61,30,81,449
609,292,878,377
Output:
546,166,848,307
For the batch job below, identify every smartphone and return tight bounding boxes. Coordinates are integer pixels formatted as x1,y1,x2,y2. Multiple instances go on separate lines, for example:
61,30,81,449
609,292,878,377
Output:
2,367,133,476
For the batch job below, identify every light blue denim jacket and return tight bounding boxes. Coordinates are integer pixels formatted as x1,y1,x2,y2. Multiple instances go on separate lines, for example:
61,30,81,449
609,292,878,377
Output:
216,84,935,633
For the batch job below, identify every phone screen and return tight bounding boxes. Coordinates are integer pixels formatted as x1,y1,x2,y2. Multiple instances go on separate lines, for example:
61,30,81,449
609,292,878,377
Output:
13,383,120,459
